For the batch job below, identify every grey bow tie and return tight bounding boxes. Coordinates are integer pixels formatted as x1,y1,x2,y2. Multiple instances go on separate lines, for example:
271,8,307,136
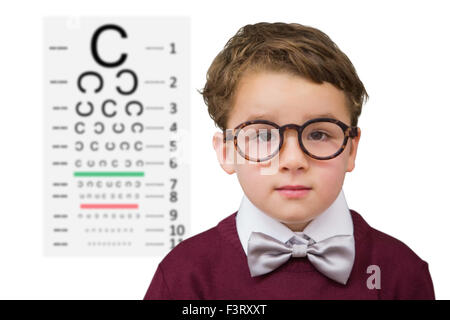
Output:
247,231,355,285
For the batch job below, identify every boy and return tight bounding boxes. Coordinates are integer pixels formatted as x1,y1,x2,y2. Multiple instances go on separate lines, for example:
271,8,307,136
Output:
143,22,435,299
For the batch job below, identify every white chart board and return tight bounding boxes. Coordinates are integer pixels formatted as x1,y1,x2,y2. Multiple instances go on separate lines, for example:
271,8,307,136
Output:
43,16,190,256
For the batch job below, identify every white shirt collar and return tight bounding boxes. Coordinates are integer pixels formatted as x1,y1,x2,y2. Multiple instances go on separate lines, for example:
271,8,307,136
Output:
235,189,354,255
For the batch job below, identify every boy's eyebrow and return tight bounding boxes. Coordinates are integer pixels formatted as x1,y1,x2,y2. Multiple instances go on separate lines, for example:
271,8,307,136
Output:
302,112,339,120
245,114,273,121
245,112,339,122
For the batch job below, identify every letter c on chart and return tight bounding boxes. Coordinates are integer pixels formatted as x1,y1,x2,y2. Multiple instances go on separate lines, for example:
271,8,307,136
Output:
91,24,128,68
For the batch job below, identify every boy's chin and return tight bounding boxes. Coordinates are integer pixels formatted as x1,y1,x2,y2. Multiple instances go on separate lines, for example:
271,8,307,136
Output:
279,219,314,232
273,213,316,228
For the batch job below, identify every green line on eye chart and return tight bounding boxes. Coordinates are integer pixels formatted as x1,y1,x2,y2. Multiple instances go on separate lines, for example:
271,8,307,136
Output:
74,171,145,177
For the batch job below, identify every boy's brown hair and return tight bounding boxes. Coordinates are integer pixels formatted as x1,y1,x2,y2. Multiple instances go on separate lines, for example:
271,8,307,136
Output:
198,22,369,130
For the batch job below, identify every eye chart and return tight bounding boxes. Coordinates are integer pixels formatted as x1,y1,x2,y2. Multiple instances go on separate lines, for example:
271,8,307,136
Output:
44,17,190,256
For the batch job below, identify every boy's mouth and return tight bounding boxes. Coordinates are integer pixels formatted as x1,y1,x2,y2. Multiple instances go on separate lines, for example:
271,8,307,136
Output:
275,185,311,190
275,185,312,199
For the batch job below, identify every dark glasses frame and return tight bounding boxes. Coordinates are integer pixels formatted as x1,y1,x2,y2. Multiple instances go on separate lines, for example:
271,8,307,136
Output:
223,117,359,162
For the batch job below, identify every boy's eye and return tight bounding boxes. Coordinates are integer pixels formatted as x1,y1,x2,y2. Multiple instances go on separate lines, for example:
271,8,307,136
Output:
308,131,329,141
257,131,273,141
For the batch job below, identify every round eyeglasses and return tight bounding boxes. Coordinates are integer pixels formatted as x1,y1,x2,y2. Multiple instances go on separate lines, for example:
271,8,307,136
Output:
223,117,358,162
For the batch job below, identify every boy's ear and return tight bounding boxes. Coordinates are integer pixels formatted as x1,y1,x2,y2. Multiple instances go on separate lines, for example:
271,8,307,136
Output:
213,132,236,174
346,127,361,173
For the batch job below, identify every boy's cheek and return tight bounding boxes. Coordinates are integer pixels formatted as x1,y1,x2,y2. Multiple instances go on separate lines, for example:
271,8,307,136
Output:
236,161,279,179
316,168,346,192
236,165,270,186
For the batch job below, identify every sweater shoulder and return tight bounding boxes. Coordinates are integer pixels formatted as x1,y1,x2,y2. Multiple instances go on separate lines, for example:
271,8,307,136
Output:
351,209,428,269
353,211,434,299
370,224,426,266
158,213,236,271
160,226,220,268
146,213,238,299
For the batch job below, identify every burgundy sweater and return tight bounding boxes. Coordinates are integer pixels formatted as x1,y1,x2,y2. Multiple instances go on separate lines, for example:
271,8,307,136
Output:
143,209,435,300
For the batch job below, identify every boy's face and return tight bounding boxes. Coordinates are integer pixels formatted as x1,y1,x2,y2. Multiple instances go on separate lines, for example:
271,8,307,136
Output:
213,71,361,231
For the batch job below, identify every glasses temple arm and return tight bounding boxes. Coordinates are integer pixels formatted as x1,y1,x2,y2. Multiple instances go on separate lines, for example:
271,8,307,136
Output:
222,130,234,143
348,126,358,138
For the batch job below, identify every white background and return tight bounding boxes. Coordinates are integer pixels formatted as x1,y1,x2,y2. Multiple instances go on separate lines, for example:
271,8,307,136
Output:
0,0,449,299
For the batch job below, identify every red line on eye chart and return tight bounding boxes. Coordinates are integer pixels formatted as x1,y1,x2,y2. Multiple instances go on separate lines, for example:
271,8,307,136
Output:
80,204,139,209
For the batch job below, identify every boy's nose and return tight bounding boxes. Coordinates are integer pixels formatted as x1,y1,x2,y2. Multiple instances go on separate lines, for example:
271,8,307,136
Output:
278,129,309,170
